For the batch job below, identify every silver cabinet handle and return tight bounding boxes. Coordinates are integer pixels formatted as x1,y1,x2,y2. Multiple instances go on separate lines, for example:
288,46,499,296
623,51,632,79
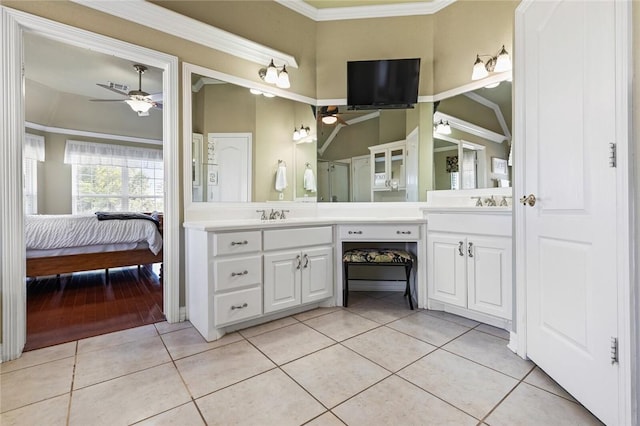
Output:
231,303,248,310
396,230,412,235
231,270,248,277
458,241,464,257
303,254,309,268
296,255,301,269
348,230,363,235
231,240,248,246
468,242,474,258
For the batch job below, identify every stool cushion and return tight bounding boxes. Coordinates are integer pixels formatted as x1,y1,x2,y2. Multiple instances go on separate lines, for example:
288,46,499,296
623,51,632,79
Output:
342,248,413,264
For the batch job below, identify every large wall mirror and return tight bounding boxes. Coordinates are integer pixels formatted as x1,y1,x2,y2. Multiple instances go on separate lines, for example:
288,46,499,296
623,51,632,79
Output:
184,63,512,206
184,64,317,204
314,79,511,202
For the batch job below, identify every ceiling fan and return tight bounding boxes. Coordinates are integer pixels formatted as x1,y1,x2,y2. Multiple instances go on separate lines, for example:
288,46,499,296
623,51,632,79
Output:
91,64,162,116
316,105,348,126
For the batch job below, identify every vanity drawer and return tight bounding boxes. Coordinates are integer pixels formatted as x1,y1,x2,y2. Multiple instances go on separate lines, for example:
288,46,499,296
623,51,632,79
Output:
214,286,262,326
339,224,421,241
213,255,262,292
263,226,332,251
212,231,261,256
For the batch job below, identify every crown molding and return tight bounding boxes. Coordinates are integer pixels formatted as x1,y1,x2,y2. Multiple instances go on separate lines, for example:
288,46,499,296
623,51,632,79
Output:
276,0,456,21
71,0,298,68
25,121,163,146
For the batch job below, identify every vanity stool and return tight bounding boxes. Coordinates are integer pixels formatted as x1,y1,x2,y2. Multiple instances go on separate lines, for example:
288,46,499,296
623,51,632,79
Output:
342,248,415,309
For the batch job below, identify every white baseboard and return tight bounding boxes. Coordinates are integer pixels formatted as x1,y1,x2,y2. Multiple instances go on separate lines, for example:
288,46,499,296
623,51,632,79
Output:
179,306,187,322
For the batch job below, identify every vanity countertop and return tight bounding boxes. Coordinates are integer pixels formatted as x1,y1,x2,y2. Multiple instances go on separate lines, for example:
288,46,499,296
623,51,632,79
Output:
183,216,425,232
421,206,512,214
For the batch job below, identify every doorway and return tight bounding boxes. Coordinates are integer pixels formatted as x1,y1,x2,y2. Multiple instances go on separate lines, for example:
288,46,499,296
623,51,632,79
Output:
1,8,179,361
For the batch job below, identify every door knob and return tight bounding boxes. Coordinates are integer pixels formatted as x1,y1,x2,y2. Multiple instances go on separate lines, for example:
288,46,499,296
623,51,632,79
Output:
519,194,536,207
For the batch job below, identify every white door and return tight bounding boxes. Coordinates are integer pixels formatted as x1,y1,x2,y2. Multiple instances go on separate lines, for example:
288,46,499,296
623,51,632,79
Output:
351,155,371,202
467,236,511,320
207,133,251,202
427,232,467,308
301,246,333,303
520,2,619,424
405,128,419,201
263,250,301,314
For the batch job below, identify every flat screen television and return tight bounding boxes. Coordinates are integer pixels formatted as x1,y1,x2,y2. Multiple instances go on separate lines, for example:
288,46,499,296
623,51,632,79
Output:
347,58,421,110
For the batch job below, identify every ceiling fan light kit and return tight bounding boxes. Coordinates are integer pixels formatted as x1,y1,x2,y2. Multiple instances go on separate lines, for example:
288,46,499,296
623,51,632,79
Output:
91,63,161,116
471,45,512,81
259,59,291,89
321,115,338,125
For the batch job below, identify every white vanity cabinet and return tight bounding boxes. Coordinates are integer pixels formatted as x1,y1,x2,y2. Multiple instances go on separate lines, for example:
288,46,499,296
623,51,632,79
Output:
263,226,333,314
186,229,263,341
426,211,512,327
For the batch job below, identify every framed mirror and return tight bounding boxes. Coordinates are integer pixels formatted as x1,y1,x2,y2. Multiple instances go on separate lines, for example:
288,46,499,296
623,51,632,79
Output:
182,63,317,205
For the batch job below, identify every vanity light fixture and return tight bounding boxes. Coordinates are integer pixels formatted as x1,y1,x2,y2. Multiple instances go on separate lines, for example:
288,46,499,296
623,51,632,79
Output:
293,125,310,141
471,45,512,81
434,119,452,135
259,59,291,89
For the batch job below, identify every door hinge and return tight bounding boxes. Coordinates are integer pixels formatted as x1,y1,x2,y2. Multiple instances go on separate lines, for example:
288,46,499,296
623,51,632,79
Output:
610,337,618,365
609,143,616,168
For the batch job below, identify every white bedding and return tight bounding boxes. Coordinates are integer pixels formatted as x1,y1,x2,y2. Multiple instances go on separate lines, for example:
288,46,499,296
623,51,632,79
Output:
25,214,163,255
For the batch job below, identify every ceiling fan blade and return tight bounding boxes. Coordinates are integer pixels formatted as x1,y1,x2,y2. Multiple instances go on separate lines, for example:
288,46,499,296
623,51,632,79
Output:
152,102,163,110
96,83,129,96
89,98,126,102
337,115,349,126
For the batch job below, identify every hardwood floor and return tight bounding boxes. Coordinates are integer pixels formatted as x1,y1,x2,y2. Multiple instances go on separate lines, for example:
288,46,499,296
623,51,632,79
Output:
25,265,164,351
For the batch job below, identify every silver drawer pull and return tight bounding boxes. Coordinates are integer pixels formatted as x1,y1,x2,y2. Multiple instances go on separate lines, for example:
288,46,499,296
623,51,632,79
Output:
231,270,248,277
231,303,248,310
296,255,302,269
468,242,474,258
396,230,412,235
458,241,464,257
231,240,248,246
348,230,363,235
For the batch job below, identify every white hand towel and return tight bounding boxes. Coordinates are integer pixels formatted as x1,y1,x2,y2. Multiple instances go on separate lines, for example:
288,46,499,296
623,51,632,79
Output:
275,164,287,191
303,168,316,192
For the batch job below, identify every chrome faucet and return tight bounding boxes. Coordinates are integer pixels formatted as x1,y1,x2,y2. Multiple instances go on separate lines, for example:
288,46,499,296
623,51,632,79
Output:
279,209,290,219
268,209,280,220
471,196,483,207
484,196,497,207
256,209,267,220
499,196,511,207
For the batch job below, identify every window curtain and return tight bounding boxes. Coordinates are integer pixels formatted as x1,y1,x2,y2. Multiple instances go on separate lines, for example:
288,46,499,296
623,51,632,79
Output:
64,140,162,166
24,133,45,162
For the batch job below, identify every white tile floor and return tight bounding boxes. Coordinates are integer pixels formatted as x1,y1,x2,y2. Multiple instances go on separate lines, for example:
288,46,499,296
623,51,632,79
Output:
0,291,604,426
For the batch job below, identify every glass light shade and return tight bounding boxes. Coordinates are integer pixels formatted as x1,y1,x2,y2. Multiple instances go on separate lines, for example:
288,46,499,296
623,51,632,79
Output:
276,65,290,89
249,88,263,95
299,126,308,138
263,92,276,98
293,129,301,141
471,55,489,80
264,60,278,84
484,81,501,89
322,115,338,125
494,46,512,73
442,121,452,135
125,98,153,113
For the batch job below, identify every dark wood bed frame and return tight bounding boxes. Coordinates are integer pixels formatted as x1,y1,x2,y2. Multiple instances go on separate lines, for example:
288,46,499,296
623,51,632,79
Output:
26,213,163,278
26,248,163,277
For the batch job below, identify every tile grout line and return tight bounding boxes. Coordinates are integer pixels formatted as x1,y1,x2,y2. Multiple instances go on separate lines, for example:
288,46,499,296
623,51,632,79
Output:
65,340,79,426
477,363,537,424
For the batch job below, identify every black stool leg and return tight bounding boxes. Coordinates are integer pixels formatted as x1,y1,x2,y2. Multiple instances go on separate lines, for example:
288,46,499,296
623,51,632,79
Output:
404,262,413,310
343,262,349,307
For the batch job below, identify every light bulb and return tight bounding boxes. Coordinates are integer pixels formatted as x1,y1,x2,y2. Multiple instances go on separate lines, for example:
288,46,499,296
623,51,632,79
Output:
264,59,278,84
471,55,489,80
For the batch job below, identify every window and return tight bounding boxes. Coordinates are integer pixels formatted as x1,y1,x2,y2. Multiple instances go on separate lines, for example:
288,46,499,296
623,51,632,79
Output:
24,133,45,215
65,140,163,214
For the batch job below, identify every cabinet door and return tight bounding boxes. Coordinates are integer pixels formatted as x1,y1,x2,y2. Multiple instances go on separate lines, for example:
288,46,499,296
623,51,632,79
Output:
371,150,388,190
389,146,405,189
466,236,511,319
301,246,333,304
263,250,301,314
427,232,467,307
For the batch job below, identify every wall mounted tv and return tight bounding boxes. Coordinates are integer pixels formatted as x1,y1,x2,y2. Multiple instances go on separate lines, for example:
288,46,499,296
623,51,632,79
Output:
347,58,421,110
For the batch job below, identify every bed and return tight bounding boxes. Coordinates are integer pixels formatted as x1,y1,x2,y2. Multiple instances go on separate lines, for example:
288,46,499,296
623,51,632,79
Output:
25,212,163,278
